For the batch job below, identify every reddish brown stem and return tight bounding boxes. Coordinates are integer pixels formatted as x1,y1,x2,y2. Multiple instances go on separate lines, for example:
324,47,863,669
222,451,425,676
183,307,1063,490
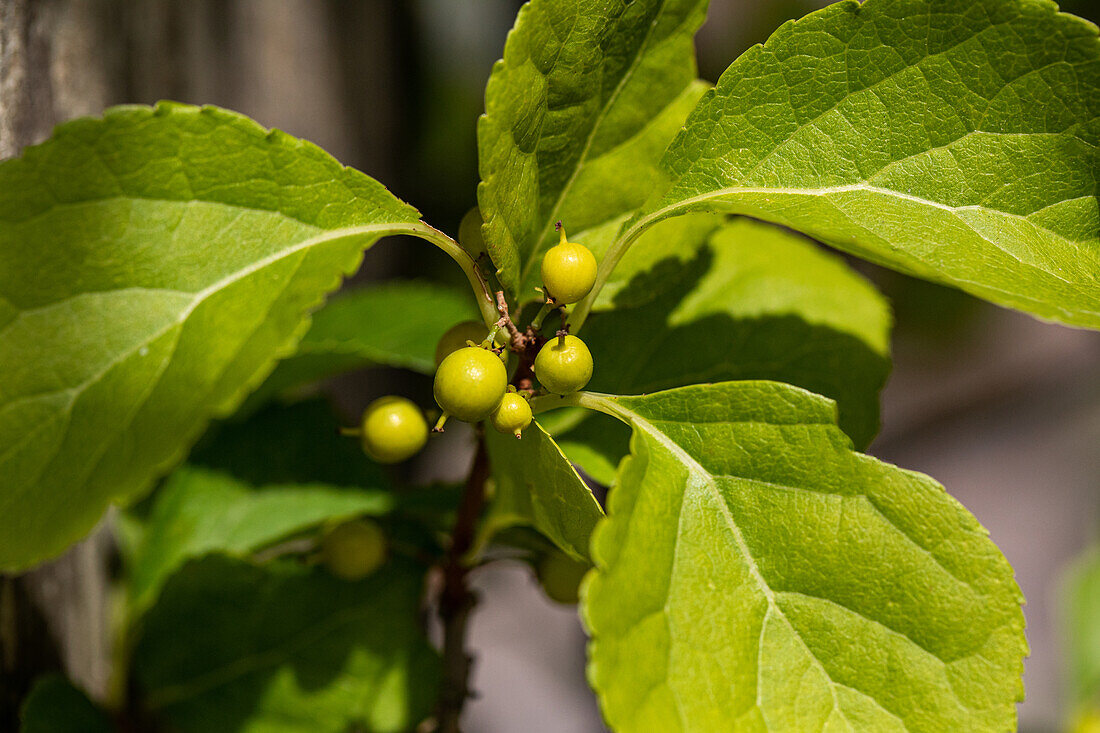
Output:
495,291,522,346
433,438,490,733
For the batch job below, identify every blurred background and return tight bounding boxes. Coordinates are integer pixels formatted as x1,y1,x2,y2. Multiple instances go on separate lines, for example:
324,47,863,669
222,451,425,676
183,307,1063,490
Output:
2,1,1098,731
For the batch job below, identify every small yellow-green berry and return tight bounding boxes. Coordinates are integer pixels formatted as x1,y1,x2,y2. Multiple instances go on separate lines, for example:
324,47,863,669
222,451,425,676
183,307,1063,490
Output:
1073,709,1100,733
434,345,508,422
458,207,489,260
321,519,387,580
358,396,428,463
540,233,597,305
490,392,533,438
435,320,488,366
534,334,593,395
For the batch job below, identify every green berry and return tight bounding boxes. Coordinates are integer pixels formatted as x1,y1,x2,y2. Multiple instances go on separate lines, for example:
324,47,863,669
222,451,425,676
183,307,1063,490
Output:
533,335,592,395
537,552,591,605
490,392,533,438
540,236,597,305
321,519,386,580
359,396,428,463
434,345,508,422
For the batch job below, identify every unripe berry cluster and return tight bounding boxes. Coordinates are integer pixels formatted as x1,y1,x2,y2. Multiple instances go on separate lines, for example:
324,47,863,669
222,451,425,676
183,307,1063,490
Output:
341,223,596,459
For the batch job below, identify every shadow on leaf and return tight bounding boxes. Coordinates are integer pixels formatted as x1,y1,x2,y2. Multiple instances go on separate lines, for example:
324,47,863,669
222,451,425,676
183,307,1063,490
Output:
584,233,891,449
132,555,438,733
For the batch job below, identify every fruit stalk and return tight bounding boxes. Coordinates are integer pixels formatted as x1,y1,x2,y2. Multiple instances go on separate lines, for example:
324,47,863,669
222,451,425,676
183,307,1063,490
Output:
527,300,556,332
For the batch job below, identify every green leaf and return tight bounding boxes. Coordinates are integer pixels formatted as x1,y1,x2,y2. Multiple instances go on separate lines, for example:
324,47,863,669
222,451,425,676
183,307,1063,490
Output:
0,102,435,572
581,212,725,311
482,421,604,562
551,409,631,487
189,398,389,489
570,383,1025,731
478,0,709,299
622,0,1100,330
127,465,392,615
1066,546,1100,712
249,280,478,406
19,675,113,733
124,398,402,613
133,556,438,733
584,219,892,447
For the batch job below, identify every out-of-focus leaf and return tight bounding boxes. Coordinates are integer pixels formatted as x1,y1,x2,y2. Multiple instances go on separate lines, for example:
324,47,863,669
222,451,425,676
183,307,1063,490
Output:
189,398,388,488
250,281,478,406
127,465,392,615
133,556,438,733
19,676,112,733
1067,546,1100,718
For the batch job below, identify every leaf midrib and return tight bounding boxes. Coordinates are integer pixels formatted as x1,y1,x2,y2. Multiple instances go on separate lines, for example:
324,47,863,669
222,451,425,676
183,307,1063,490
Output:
583,392,993,727
0,179,414,231
3,222,421,410
0,222,418,537
635,411,983,599
0,193,419,313
582,390,862,721
13,247,314,527
627,184,1100,321
654,183,1091,255
629,408,862,727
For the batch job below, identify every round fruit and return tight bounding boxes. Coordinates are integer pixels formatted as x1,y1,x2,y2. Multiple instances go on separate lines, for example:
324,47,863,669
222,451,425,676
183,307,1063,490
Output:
434,345,508,422
359,396,428,463
490,392,533,438
533,335,593,395
540,240,597,305
538,552,591,605
321,519,387,580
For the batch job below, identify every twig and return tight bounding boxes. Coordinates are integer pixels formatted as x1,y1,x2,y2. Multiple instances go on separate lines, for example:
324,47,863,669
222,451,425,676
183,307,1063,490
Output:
433,438,490,733
495,291,522,347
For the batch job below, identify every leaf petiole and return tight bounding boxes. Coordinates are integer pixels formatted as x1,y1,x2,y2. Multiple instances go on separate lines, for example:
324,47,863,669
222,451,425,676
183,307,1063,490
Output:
406,221,500,329
529,390,624,424
567,209,666,332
